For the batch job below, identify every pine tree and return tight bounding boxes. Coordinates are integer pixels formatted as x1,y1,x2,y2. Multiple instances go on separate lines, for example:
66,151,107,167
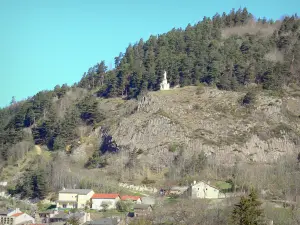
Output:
32,170,48,199
232,189,264,225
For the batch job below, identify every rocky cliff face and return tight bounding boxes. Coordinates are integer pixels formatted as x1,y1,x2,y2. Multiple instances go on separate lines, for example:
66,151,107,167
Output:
95,87,300,171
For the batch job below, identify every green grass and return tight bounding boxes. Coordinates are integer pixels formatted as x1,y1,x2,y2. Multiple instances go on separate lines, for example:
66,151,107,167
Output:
215,181,232,190
91,209,127,218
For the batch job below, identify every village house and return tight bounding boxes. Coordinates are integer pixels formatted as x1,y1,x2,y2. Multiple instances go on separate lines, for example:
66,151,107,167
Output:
0,209,35,225
91,194,120,210
37,209,57,223
0,210,14,225
120,195,142,204
133,204,153,217
56,189,94,209
11,212,35,225
187,181,220,199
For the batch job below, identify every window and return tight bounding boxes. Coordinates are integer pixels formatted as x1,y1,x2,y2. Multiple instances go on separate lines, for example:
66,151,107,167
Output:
62,204,67,208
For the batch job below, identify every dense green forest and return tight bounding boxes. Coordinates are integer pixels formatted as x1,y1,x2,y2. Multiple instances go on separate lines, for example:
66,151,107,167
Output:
0,8,299,168
78,9,300,96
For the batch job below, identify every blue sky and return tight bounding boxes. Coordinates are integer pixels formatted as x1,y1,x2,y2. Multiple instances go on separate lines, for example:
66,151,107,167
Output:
0,0,299,108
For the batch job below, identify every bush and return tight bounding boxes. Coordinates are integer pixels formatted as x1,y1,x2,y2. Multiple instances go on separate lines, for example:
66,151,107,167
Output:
196,84,205,95
242,91,256,106
101,202,109,212
116,201,132,212
193,104,200,110
168,143,183,153
141,177,155,185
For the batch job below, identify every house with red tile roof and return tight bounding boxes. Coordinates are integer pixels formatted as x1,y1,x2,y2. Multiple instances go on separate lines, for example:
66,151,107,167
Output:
0,208,35,225
11,213,24,217
12,212,35,225
120,195,142,204
91,193,120,210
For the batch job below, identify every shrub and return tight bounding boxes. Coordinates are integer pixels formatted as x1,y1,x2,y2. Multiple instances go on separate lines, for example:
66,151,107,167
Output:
116,201,132,212
193,104,200,110
101,202,109,212
196,84,205,95
168,143,184,153
242,91,256,106
141,177,155,185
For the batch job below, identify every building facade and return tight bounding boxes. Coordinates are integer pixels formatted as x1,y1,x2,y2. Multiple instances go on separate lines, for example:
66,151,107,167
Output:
56,189,94,209
187,181,220,199
91,194,120,210
0,209,35,225
120,196,142,204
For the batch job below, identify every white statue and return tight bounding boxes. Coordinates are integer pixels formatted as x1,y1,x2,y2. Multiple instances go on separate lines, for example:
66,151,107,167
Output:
160,70,170,91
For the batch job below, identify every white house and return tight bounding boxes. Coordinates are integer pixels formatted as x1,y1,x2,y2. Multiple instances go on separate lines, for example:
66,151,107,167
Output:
56,189,94,209
0,209,35,225
11,212,35,225
187,181,220,199
91,194,120,210
120,195,142,204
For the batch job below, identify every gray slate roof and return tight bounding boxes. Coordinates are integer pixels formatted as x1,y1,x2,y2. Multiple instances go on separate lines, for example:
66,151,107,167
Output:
0,210,8,215
59,189,93,195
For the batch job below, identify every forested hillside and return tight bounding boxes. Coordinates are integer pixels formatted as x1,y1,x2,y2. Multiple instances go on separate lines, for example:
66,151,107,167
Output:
78,8,300,97
1,8,300,204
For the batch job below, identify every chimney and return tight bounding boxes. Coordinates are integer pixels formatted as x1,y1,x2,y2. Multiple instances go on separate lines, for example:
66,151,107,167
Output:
16,208,20,213
207,181,210,185
193,180,196,185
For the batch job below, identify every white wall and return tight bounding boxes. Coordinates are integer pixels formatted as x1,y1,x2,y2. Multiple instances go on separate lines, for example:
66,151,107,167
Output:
0,182,8,186
92,199,119,210
191,182,219,199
